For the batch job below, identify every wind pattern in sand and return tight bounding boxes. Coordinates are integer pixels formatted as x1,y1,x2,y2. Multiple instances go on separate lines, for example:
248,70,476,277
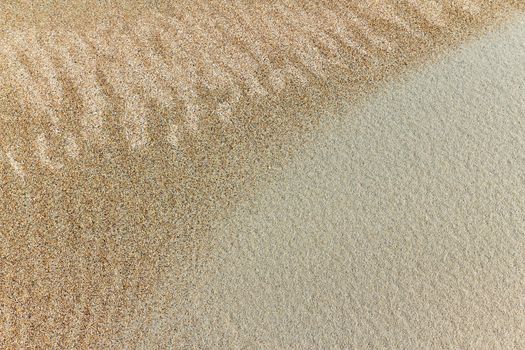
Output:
1,0,523,348
0,0,512,179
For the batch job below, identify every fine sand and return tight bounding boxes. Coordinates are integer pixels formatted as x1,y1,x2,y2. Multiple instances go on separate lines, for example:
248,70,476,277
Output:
194,15,525,349
0,1,524,348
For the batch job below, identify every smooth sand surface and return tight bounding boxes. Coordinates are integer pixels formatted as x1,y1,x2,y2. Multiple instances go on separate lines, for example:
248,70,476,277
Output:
194,15,525,349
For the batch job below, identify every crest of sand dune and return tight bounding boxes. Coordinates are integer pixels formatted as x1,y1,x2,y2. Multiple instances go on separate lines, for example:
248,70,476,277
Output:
0,1,523,348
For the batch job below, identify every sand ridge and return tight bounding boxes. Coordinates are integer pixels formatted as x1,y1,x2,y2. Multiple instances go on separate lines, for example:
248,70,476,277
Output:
0,1,524,348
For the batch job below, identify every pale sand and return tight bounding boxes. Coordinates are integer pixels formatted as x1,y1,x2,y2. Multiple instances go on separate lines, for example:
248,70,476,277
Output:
194,16,525,348
0,1,524,348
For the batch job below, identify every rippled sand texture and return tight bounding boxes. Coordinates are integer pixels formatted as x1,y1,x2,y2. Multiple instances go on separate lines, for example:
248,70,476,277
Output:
0,1,523,348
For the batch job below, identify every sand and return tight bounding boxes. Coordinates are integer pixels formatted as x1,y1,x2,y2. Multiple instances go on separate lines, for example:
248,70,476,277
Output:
195,15,525,348
0,1,524,348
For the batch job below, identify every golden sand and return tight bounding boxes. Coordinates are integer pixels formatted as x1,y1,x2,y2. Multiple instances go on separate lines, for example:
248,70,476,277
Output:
1,1,523,348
